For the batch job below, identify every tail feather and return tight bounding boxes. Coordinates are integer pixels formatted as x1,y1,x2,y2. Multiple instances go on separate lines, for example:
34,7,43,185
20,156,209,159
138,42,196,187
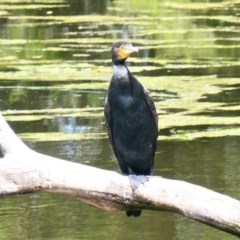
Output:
129,175,149,191
126,210,141,217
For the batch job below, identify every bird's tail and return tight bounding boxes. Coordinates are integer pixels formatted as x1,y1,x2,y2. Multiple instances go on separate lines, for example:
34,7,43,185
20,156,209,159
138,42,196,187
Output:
126,210,141,217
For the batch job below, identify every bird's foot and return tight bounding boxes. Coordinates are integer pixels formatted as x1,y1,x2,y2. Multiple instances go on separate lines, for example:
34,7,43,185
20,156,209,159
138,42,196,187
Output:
129,175,149,191
126,210,141,217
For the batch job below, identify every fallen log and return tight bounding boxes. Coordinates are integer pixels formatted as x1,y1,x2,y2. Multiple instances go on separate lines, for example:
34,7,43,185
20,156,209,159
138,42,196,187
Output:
0,113,240,237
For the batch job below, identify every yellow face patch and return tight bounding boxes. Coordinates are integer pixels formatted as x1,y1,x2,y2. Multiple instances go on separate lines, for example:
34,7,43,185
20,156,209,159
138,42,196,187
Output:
118,46,132,59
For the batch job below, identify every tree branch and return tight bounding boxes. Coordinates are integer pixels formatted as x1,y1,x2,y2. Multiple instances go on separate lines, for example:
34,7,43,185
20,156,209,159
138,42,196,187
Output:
0,113,240,237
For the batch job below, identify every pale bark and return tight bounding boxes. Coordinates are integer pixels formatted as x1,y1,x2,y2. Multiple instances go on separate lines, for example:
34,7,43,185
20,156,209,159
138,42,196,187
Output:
0,113,240,237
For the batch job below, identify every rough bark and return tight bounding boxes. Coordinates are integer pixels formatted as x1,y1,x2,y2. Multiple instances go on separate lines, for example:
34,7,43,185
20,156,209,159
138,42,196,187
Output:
0,113,240,237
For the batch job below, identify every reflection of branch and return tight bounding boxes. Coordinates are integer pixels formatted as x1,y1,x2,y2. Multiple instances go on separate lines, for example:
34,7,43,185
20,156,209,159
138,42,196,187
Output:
0,114,240,237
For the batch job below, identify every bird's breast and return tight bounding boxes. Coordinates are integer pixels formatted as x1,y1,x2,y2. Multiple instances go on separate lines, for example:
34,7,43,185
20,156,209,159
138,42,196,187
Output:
118,95,135,108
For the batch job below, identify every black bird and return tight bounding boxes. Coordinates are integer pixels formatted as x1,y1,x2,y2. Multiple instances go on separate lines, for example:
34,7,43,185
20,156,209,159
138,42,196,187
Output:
104,41,158,217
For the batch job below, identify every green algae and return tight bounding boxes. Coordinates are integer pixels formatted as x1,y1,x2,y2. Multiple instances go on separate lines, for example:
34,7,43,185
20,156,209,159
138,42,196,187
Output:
3,75,240,141
1,2,240,240
19,132,106,142
3,107,103,122
1,0,240,141
165,1,240,10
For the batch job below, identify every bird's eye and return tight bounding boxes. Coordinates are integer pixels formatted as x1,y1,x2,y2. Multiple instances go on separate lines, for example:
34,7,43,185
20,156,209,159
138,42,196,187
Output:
119,45,124,49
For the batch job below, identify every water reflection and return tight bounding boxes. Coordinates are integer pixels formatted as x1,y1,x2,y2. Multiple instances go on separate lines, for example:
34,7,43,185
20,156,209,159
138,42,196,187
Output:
66,0,109,15
1,137,238,240
1,0,240,239
0,193,177,240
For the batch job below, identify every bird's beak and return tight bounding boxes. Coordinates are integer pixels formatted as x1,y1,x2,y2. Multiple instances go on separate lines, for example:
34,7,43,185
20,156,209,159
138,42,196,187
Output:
127,45,138,54
119,45,138,59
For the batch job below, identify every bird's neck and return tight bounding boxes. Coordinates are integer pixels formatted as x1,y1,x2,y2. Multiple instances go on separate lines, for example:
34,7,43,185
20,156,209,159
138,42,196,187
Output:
113,63,129,81
112,63,134,96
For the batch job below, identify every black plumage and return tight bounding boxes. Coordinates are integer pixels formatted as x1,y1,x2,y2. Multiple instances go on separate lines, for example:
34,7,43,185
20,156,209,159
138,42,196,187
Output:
104,41,158,217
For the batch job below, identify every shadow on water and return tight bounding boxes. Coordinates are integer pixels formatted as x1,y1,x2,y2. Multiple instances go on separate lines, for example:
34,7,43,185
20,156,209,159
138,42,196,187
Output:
196,84,240,117
138,65,240,77
200,84,240,105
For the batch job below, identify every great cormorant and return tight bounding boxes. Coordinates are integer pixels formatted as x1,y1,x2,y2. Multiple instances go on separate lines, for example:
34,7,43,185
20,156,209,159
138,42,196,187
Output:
104,41,158,217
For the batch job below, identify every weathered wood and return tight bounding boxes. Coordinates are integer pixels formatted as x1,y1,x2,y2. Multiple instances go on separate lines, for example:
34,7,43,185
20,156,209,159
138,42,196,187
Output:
0,113,240,237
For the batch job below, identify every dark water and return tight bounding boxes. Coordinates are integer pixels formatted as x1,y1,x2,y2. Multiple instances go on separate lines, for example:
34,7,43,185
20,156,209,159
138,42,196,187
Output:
1,0,240,239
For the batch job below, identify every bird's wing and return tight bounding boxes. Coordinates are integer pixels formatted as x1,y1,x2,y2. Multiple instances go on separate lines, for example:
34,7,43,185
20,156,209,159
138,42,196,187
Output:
143,87,158,133
104,93,115,149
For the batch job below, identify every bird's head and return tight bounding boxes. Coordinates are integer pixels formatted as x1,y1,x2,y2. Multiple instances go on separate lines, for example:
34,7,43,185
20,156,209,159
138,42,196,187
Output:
111,41,138,64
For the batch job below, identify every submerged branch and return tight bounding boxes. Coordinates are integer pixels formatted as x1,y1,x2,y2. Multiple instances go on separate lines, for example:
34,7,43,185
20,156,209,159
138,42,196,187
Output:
0,113,240,237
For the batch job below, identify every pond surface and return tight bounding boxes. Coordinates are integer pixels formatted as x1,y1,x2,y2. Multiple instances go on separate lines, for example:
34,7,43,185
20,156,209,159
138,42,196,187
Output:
1,0,240,239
